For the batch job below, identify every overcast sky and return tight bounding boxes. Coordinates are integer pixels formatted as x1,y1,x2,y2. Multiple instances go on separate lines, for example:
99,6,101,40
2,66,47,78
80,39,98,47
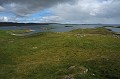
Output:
0,0,120,24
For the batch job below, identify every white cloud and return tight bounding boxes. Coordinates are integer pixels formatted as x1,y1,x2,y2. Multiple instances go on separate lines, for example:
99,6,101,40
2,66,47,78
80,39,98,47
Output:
49,0,120,24
39,16,65,23
0,17,9,22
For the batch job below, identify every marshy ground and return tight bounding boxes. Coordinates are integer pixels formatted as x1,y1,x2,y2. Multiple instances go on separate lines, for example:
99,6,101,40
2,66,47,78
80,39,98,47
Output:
0,27,120,79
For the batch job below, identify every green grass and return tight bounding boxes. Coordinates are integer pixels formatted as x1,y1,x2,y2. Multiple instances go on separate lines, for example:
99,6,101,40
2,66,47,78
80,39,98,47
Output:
7,29,33,34
0,27,120,79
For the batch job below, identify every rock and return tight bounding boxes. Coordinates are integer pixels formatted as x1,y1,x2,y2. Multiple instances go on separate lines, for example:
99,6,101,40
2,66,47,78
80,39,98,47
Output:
92,73,95,76
84,68,88,73
68,66,88,74
76,34,86,37
76,34,81,36
11,33,16,35
33,47,38,49
63,75,74,79
68,66,76,70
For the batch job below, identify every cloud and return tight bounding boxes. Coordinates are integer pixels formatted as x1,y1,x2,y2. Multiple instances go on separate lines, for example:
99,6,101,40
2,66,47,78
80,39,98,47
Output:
0,0,75,16
49,0,120,24
0,0,120,23
39,16,65,23
0,17,9,22
0,6,4,11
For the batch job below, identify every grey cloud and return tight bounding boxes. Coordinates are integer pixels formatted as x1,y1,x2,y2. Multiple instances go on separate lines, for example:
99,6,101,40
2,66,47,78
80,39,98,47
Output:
0,0,75,16
50,0,120,24
1,0,120,24
0,6,4,11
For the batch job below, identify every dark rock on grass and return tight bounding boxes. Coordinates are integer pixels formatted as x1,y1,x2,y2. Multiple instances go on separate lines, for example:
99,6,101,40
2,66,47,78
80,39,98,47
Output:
65,26,73,27
55,66,88,79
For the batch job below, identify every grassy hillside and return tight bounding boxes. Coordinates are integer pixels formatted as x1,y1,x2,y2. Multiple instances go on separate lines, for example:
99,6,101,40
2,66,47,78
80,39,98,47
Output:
0,27,120,79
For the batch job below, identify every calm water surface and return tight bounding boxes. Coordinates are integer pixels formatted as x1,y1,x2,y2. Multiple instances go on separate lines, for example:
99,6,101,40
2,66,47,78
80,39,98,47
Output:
0,24,120,35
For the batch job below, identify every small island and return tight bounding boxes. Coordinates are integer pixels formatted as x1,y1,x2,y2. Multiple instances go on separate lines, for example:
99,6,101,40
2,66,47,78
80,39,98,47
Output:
65,26,73,27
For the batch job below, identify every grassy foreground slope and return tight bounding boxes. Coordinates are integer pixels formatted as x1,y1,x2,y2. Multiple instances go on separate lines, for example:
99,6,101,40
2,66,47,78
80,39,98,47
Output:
0,27,120,79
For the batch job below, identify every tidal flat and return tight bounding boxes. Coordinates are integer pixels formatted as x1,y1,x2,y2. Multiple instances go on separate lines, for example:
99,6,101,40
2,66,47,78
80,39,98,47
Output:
0,27,120,79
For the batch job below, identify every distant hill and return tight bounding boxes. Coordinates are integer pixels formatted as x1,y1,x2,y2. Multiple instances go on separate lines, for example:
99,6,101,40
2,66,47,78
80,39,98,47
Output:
0,22,58,26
